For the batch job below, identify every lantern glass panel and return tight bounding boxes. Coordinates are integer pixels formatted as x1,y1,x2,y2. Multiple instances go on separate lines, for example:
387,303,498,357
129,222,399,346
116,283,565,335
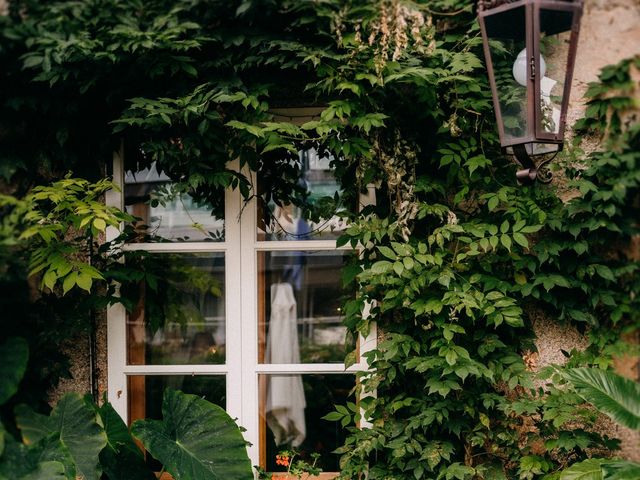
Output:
484,6,529,143
536,7,575,139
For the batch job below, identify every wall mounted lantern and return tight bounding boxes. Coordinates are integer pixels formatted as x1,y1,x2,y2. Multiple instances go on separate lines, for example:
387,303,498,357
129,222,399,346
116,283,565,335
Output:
478,0,583,182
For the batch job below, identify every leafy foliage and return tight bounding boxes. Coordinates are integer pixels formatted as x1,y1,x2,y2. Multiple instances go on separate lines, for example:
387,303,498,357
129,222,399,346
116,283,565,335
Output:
131,388,253,480
560,368,640,480
565,368,640,430
0,346,251,480
0,338,28,406
0,1,638,479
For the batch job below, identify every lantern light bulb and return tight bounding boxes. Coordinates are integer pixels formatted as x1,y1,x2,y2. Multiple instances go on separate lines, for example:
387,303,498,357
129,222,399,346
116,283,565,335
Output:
512,48,546,87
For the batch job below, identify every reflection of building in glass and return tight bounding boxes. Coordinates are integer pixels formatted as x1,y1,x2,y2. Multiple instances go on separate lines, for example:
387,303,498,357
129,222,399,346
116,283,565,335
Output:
124,161,224,242
261,148,348,241
127,253,226,366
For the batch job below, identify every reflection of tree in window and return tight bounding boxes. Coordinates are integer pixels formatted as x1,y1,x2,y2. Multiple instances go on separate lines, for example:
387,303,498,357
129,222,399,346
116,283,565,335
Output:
124,161,224,242
491,39,528,138
122,253,225,366
259,147,348,241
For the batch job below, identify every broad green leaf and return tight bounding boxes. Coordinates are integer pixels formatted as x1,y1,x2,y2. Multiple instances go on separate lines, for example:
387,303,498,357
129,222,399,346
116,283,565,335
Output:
0,337,29,406
131,389,252,480
20,461,66,480
378,246,397,260
0,433,70,479
94,401,155,480
512,232,529,248
601,460,640,480
14,405,51,445
75,274,92,292
565,368,640,430
560,459,604,480
16,394,107,480
92,218,106,231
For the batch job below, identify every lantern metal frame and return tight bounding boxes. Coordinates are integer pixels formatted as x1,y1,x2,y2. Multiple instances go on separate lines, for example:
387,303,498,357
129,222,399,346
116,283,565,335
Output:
478,0,583,182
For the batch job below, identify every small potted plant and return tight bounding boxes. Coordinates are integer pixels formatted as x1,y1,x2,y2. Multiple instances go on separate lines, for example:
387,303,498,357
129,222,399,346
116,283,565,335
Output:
255,450,322,480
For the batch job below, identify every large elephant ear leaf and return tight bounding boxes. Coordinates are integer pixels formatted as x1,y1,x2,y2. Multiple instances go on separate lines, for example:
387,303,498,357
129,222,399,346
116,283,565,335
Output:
95,401,155,480
131,389,252,480
0,337,29,406
565,368,640,430
0,432,69,479
15,404,53,445
18,461,66,480
16,394,107,480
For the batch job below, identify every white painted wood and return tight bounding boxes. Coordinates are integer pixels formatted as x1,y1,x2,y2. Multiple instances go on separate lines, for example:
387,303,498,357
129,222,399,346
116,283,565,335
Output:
224,160,244,426
106,149,127,418
122,242,227,252
240,165,260,466
106,301,127,418
106,150,377,476
122,364,228,375
254,240,347,251
105,147,124,244
254,363,361,373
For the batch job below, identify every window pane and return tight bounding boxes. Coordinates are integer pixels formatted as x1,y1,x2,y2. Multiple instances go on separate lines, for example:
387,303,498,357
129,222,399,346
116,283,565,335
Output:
258,251,354,364
127,253,226,365
258,148,348,241
124,161,224,242
259,374,353,473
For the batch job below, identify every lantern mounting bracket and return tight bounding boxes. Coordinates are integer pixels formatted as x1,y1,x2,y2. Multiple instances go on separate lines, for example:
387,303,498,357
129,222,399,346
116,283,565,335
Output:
513,145,555,184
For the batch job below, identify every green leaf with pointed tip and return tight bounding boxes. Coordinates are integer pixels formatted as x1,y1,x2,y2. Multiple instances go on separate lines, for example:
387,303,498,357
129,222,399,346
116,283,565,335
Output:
565,368,640,430
93,400,155,480
131,389,252,480
601,460,640,480
0,432,71,479
0,337,29,406
16,394,107,480
19,461,66,480
560,459,604,480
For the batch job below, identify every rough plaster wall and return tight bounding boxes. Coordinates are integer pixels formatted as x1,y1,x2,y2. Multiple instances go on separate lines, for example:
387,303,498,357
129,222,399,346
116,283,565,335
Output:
48,0,640,459
566,0,640,127
534,0,640,460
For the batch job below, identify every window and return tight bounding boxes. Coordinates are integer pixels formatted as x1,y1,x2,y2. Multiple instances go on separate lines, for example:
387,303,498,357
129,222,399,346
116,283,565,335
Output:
106,138,376,476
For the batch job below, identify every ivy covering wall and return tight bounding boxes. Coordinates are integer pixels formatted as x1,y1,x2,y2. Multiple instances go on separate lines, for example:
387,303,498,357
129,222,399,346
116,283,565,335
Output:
0,1,638,479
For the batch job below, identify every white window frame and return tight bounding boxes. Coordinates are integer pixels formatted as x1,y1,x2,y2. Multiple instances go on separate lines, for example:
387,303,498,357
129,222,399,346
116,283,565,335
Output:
106,148,376,473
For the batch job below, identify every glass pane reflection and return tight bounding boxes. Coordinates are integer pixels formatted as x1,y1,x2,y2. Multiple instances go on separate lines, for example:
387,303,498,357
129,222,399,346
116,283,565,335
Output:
127,253,226,365
258,251,353,364
258,148,347,241
127,375,226,423
124,161,224,242
259,374,352,473
485,6,528,141
538,9,574,137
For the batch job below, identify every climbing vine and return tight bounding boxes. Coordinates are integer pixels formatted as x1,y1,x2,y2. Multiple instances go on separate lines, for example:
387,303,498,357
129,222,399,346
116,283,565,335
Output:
0,1,638,479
